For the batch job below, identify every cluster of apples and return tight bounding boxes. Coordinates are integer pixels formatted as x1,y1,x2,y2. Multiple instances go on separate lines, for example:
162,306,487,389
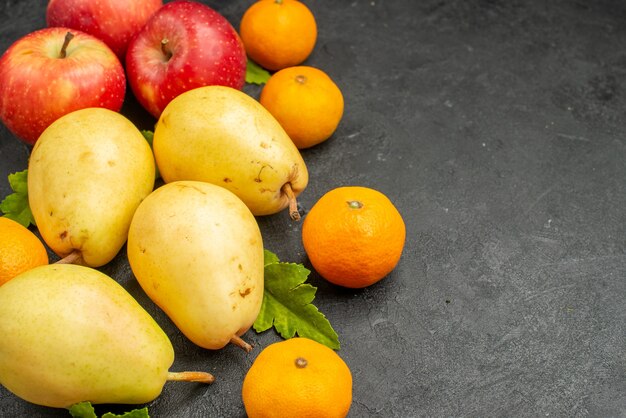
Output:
0,0,247,144
0,0,315,412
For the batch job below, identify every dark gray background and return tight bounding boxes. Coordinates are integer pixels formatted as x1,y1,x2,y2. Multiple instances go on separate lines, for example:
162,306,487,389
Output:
1,0,625,416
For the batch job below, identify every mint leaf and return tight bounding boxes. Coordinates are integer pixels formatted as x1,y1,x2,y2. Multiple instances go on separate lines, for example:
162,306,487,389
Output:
245,59,271,85
68,402,149,418
141,129,154,146
264,249,279,266
68,402,97,418
254,250,340,350
8,170,28,194
141,130,160,180
0,169,35,227
102,407,149,418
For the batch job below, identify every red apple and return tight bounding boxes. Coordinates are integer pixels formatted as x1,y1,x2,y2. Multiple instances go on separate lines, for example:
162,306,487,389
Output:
125,0,247,118
0,27,126,145
46,0,163,59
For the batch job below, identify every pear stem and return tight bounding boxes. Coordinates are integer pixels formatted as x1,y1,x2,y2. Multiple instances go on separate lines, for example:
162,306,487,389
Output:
55,250,83,265
60,32,74,59
281,183,301,221
167,371,215,384
230,335,253,353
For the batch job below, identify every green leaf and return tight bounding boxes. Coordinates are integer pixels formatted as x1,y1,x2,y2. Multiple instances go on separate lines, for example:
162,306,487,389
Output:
102,407,149,418
68,402,149,418
141,129,154,146
141,130,160,180
0,169,35,227
245,59,271,85
68,402,97,418
254,250,340,350
264,249,280,266
7,170,28,194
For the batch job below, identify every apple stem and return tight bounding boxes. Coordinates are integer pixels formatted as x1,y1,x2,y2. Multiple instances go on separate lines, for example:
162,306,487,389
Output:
60,32,74,59
167,371,215,384
55,250,83,265
230,335,253,353
281,183,301,221
161,38,172,61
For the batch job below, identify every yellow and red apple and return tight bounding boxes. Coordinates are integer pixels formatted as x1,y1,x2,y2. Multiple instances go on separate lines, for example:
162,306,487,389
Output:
46,0,163,59
125,0,247,118
0,27,125,145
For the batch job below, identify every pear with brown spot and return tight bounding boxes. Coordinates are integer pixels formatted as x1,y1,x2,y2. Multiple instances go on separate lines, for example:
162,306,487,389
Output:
127,181,264,351
153,85,308,220
28,108,155,267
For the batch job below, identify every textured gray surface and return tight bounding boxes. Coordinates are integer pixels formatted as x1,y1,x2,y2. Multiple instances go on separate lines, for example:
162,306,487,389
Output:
1,0,626,417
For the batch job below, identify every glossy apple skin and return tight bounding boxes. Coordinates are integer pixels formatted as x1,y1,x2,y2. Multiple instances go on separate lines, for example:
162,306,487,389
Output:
46,0,163,58
125,0,247,118
0,27,125,145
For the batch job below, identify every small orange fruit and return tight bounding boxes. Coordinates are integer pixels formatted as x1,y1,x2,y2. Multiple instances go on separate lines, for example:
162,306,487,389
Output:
0,217,48,285
302,186,405,288
239,0,317,71
260,66,344,149
242,337,352,418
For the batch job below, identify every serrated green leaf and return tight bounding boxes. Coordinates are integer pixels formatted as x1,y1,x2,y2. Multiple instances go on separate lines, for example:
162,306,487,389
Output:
7,170,28,194
102,407,149,418
141,130,160,180
264,249,280,266
254,251,340,350
2,205,34,227
245,59,271,85
0,169,35,227
68,402,149,418
0,192,26,213
68,402,97,418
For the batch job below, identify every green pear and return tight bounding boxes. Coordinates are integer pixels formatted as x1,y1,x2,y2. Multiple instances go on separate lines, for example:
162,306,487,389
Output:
127,181,264,351
153,85,308,220
28,107,155,267
0,264,213,409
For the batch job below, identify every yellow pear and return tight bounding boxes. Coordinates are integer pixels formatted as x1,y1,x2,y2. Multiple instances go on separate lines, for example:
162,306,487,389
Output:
28,107,155,267
0,264,212,409
127,181,264,351
153,85,308,220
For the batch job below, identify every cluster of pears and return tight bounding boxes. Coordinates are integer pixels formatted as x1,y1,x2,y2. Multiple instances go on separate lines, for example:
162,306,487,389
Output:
0,85,309,408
